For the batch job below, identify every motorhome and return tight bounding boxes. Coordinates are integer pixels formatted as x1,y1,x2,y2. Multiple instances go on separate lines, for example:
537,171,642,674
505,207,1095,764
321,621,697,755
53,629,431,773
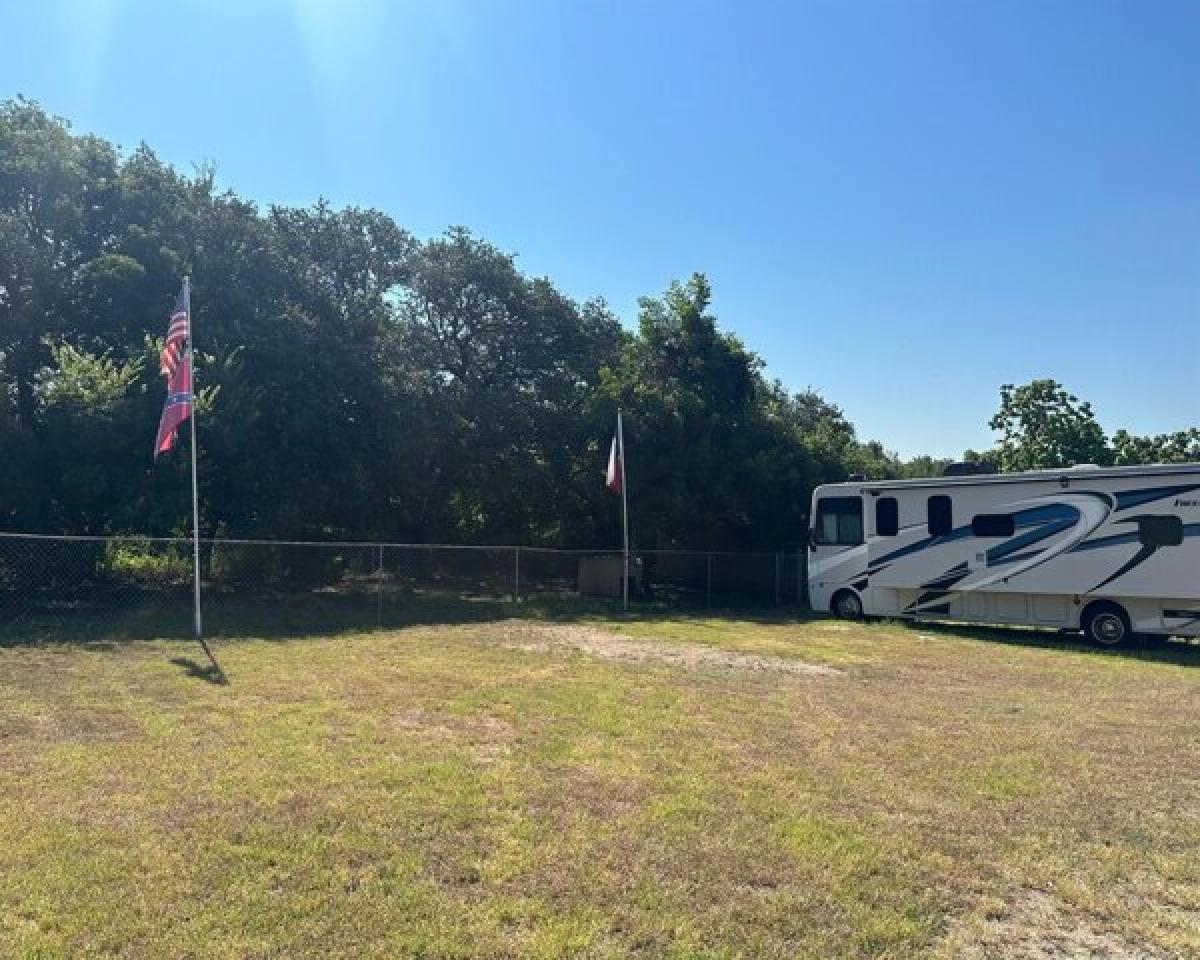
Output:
808,463,1200,645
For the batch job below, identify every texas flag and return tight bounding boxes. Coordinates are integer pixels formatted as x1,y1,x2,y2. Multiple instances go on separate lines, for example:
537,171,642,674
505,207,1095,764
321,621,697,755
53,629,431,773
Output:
606,411,625,494
606,410,631,608
606,435,622,493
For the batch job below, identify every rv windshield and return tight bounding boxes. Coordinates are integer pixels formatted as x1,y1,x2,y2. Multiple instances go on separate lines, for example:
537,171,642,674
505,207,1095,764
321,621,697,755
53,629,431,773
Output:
815,497,863,546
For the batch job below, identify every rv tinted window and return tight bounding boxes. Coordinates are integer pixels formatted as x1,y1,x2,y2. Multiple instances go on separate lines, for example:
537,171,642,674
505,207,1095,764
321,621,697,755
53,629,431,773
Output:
1136,515,1183,547
972,513,1015,537
819,510,839,544
815,497,863,545
927,495,953,537
841,507,863,545
876,497,899,537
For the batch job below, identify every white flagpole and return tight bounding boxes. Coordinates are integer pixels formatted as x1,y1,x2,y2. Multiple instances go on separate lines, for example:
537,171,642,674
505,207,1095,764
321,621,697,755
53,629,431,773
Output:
184,278,221,678
618,410,629,611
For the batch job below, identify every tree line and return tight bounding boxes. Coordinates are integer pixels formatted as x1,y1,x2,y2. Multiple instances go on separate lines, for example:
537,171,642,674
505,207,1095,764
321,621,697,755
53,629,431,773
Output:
2,99,1196,549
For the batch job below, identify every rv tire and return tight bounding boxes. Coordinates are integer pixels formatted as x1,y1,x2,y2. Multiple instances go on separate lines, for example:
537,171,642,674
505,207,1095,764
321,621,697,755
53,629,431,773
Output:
1082,601,1132,647
832,589,863,621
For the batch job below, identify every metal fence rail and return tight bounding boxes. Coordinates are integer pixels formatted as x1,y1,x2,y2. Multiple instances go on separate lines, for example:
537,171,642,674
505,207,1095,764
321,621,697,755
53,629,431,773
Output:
0,532,810,643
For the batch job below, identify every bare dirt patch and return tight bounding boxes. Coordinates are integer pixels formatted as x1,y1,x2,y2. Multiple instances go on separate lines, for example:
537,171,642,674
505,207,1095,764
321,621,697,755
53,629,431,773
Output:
944,889,1172,959
498,623,841,677
381,705,521,770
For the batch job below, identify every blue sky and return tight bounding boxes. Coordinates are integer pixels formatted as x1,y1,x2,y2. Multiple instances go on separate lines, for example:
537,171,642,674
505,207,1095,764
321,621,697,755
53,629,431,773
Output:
3,0,1197,457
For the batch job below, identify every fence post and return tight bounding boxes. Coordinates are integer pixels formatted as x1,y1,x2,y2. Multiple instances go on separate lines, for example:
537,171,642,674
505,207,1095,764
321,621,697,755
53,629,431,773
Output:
775,551,781,607
514,546,520,603
376,545,384,627
706,553,712,609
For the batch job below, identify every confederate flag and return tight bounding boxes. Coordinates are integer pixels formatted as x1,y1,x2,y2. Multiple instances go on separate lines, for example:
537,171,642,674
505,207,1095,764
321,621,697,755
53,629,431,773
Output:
154,285,192,457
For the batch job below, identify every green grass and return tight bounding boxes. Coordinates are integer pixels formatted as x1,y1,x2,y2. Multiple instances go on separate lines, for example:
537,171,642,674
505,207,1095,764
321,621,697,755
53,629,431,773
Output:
0,611,1197,958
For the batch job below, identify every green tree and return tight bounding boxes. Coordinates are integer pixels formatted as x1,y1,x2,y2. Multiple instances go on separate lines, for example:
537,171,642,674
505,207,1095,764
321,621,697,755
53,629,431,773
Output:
396,228,623,544
596,275,821,549
1111,428,1200,466
988,380,1111,471
898,454,954,479
0,98,121,427
30,343,145,533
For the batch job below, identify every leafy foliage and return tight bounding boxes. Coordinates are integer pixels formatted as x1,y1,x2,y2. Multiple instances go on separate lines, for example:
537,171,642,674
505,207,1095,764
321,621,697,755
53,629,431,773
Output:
988,380,1111,471
1111,427,1200,466
982,378,1195,471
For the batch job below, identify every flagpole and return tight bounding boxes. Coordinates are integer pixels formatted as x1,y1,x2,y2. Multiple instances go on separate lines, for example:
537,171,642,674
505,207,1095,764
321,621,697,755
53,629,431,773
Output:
618,410,629,611
184,277,221,679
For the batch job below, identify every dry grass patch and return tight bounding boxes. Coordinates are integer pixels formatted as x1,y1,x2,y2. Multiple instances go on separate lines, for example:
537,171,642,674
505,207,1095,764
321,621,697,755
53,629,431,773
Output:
500,622,841,676
942,887,1177,959
0,615,1196,958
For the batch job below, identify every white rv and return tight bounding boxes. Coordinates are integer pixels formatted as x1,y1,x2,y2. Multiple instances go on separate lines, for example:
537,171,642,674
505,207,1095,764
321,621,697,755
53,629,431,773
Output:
807,463,1200,645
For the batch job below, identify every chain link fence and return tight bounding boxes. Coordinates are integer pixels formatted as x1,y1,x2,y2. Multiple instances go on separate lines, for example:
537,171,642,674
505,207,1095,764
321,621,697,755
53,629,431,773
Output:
0,533,810,644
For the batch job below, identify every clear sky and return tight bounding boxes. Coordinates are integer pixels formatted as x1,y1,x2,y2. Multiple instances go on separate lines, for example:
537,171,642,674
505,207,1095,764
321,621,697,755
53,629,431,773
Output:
3,0,1197,457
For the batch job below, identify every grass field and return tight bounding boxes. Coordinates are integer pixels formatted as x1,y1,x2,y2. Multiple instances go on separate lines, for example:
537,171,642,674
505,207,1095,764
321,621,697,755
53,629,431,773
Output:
1,609,1197,959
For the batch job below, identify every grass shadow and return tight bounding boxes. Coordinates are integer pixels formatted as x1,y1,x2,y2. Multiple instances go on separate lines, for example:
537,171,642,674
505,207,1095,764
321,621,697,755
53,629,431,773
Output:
0,585,811,649
6,586,1194,670
890,616,1200,667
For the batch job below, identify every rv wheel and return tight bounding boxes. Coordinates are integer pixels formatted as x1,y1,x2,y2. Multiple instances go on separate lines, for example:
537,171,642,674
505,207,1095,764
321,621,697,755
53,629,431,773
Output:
832,589,863,620
1082,602,1131,647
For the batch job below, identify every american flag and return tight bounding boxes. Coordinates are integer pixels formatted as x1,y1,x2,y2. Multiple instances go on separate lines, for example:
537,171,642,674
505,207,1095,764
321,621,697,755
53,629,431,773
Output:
154,284,193,458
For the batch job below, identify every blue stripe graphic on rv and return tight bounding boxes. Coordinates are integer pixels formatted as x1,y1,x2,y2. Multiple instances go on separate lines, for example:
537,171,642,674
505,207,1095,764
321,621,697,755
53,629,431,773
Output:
869,525,972,572
987,518,1079,566
986,505,1079,563
1087,521,1200,591
1114,484,1200,511
873,503,1079,576
990,549,1042,567
1072,521,1200,554
1070,531,1140,552
921,562,969,591
899,502,1093,612
983,502,1103,575
904,562,971,613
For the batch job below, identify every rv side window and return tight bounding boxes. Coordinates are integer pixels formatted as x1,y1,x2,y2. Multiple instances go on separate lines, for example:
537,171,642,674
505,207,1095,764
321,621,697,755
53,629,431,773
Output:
972,513,1015,537
1137,515,1183,547
815,497,863,546
927,495,953,537
876,497,899,537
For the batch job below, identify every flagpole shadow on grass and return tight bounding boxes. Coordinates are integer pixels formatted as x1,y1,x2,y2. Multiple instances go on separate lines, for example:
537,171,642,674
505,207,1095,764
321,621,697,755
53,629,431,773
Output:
169,655,226,685
195,636,227,684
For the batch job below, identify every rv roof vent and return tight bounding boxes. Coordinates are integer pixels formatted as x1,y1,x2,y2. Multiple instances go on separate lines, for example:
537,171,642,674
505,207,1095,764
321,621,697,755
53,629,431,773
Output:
942,460,996,477
847,472,867,482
